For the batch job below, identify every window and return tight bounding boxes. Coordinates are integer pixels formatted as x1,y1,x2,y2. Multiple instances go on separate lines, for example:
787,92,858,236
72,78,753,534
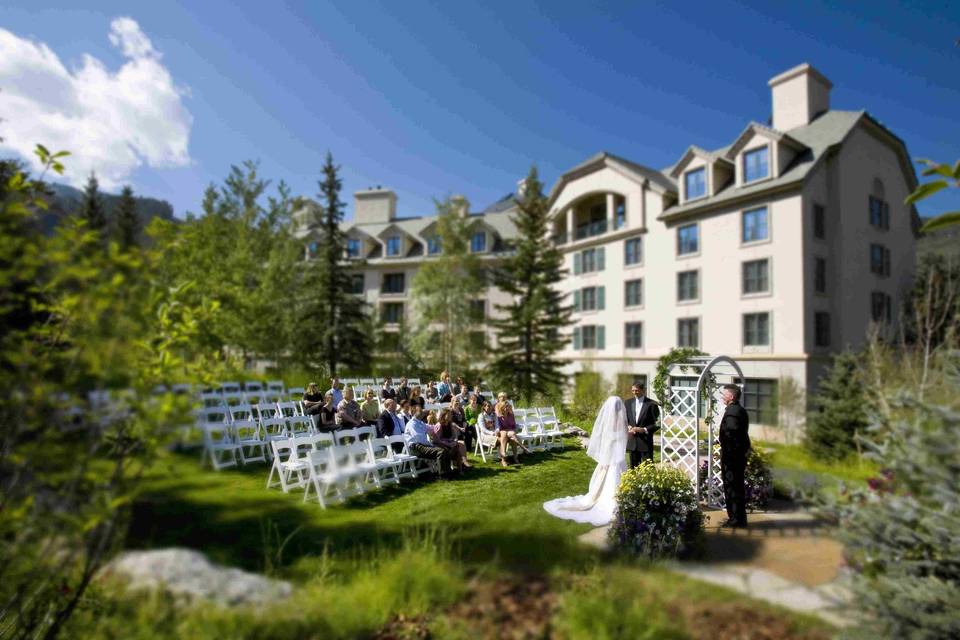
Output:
615,198,626,230
814,312,831,347
677,318,699,348
307,241,319,259
575,286,605,312
346,238,361,258
677,223,699,255
814,257,826,294
870,244,891,276
743,146,770,183
381,273,405,294
813,203,826,239
742,206,769,243
574,247,605,274
349,274,364,295
469,299,485,321
575,204,608,240
427,236,441,254
742,259,770,294
871,291,893,324
869,195,890,230
471,231,487,253
625,322,643,348
624,279,643,307
684,167,706,200
743,312,771,346
386,235,401,256
381,302,404,325
572,325,605,350
624,237,642,266
468,331,487,350
736,378,779,425
677,270,699,302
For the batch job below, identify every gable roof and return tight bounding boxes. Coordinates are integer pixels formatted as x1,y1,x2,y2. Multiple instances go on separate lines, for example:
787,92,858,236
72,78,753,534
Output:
724,121,807,160
668,145,734,178
547,151,677,209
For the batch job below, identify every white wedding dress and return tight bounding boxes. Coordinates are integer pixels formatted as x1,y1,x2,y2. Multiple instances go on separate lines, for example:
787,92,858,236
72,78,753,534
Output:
543,396,629,526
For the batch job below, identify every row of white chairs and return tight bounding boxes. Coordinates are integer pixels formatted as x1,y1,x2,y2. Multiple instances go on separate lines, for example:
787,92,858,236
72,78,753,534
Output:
474,407,564,462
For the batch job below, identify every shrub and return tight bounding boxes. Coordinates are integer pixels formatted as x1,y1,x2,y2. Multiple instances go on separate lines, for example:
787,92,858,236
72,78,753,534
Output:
609,463,704,559
698,448,773,511
567,368,611,424
805,351,869,460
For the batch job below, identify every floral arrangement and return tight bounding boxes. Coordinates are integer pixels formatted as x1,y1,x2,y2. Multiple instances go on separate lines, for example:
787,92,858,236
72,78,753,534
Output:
697,448,774,511
609,462,704,559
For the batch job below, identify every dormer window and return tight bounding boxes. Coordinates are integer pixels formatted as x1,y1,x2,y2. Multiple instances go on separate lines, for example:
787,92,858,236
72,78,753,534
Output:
743,146,770,183
470,231,487,253
386,235,401,257
427,236,441,254
347,238,361,258
684,167,706,201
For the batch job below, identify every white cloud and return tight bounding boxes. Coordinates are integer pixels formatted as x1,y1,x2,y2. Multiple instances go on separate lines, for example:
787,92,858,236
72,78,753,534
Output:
0,17,192,190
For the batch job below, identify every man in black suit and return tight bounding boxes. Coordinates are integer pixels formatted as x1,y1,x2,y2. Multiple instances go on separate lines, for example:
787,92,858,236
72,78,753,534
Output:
376,399,404,439
625,382,660,468
719,384,751,528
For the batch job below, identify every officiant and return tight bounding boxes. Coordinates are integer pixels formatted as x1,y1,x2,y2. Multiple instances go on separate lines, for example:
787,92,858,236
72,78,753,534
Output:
625,382,660,468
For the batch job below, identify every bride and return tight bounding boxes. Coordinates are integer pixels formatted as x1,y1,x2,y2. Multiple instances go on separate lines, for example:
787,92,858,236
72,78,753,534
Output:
543,396,628,526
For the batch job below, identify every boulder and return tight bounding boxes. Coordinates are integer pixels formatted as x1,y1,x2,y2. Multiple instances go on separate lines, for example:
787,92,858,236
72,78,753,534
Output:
100,548,291,606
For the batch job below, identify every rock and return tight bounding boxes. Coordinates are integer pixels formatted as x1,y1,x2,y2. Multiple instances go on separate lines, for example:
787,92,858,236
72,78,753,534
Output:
100,548,291,607
562,425,588,437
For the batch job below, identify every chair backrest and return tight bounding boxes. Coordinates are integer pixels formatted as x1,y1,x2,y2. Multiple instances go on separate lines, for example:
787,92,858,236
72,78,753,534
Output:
271,437,296,462
537,406,557,418
287,386,305,400
171,383,193,395
513,408,528,419
355,426,376,442
244,381,264,393
336,428,358,446
359,378,375,386
343,377,359,387
424,402,443,412
203,422,233,445
260,417,288,438
200,407,230,424
408,378,421,386
311,432,335,451
253,403,277,420
308,446,335,474
368,437,394,462
219,381,241,394
244,393,265,405
266,380,285,393
222,393,244,407
288,415,313,436
523,414,543,432
233,419,259,440
348,441,370,466
200,391,224,408
229,403,254,422
276,401,300,418
386,434,410,454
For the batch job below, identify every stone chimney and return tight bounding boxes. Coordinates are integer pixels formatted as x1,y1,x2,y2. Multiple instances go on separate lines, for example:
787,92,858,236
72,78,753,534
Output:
354,187,397,224
768,63,832,131
451,194,469,217
516,177,528,199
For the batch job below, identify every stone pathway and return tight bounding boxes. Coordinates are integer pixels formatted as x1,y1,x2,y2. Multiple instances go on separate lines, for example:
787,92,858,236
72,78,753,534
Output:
578,500,852,628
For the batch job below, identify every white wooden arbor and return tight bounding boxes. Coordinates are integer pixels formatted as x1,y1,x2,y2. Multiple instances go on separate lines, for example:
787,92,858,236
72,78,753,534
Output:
658,355,744,507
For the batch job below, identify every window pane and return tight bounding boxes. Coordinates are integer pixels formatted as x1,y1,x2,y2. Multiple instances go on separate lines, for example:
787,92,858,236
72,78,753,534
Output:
744,312,770,346
382,303,404,324
742,259,769,294
743,147,769,182
615,198,626,230
678,318,699,348
382,273,405,293
350,274,364,294
471,232,486,252
684,168,706,200
678,271,698,301
625,322,643,348
347,238,361,257
813,204,825,239
742,206,769,242
815,312,831,347
625,279,642,307
737,378,779,425
386,235,401,256
624,238,642,265
427,236,441,254
582,326,597,349
678,224,699,255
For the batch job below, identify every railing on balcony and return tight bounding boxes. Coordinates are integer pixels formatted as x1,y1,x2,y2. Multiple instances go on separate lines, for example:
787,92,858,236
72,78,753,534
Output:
574,219,608,241
551,232,568,245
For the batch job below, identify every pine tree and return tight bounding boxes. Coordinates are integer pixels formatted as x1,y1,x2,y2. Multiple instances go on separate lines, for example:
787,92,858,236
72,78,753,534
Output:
307,152,371,376
409,195,486,374
81,172,107,234
804,350,869,460
116,184,140,249
488,166,573,402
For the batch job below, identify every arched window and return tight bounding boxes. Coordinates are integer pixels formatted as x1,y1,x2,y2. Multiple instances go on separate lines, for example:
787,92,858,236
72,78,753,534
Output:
869,178,889,230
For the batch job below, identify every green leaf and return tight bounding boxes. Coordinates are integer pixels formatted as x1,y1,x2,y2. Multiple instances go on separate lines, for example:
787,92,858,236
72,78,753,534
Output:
921,212,960,233
905,181,948,204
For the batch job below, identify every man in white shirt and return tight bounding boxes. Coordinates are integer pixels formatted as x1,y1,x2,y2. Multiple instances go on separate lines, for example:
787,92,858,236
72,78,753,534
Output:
328,377,343,407
625,382,660,468
403,410,452,476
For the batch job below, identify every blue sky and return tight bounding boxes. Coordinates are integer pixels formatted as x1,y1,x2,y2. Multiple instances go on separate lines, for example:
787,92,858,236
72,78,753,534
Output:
1,1,958,220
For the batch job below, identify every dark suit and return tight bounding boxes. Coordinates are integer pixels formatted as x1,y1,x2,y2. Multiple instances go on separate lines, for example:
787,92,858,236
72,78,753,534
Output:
625,396,660,468
380,387,397,401
719,402,751,525
377,410,404,439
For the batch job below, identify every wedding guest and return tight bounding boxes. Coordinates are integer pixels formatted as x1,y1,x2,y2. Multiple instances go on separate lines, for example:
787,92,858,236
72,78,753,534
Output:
380,377,397,401
396,377,410,402
337,387,363,429
425,381,439,402
432,409,470,471
317,391,337,431
719,384,751,528
409,385,426,410
327,377,343,407
377,398,405,439
360,389,381,426
426,410,438,425
398,399,414,423
478,400,498,436
436,371,452,402
302,382,324,416
449,396,473,455
452,375,467,397
472,385,487,405
496,395,530,468
404,410,452,476
464,393,481,453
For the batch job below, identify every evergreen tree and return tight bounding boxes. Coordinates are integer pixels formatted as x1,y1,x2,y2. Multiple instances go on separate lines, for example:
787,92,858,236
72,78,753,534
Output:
409,195,486,374
81,171,107,234
488,166,573,402
305,152,370,376
804,350,869,460
116,184,140,249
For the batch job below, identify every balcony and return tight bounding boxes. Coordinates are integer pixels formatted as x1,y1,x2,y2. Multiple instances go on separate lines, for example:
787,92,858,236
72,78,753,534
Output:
551,232,568,245
574,219,608,241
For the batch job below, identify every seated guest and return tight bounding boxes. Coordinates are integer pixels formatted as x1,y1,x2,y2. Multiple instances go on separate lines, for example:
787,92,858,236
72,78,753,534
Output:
317,392,337,431
452,375,467,397
337,387,363,429
380,377,397,401
328,377,343,407
472,385,487,405
495,395,530,468
425,381,439,402
449,396,473,455
396,377,410,402
436,371,452,402
377,398,404,439
404,410,452,476
409,385,426,410
398,399,413,424
360,389,380,426
432,409,470,471
302,382,324,416
463,393,481,452
478,400,498,435
426,410,438,426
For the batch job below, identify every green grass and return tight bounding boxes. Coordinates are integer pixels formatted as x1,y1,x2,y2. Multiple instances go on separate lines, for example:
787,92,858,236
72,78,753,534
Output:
763,441,879,499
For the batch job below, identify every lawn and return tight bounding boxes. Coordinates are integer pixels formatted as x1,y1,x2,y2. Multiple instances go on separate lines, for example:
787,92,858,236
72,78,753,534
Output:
68,440,837,639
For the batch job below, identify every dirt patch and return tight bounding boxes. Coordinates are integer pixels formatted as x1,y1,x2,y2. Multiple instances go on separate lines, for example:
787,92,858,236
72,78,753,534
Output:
677,600,831,640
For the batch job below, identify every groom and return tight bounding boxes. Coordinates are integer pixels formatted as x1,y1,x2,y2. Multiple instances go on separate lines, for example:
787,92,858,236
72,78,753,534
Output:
625,382,660,468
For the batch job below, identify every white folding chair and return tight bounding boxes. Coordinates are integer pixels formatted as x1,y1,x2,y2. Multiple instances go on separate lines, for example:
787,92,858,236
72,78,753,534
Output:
234,419,267,464
200,391,224,408
302,448,342,508
260,417,289,452
355,426,376,442
276,401,301,418
266,380,285,395
199,406,230,426
202,423,239,470
267,437,309,492
359,378,375,386
475,418,500,463
521,414,546,451
351,441,382,489
244,381,264,394
222,392,244,407
537,407,563,450
244,393,265,406
219,381,241,394
287,386,305,402
336,427,358,446
386,435,419,479
288,415,314,437
229,403,254,422
367,437,402,486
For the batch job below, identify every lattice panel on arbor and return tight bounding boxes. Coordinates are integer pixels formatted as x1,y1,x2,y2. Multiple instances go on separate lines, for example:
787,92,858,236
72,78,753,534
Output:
705,384,728,508
659,386,700,486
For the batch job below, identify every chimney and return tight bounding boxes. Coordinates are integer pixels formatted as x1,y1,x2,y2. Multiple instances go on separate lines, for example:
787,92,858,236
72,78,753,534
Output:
516,178,528,199
354,187,397,223
768,63,832,131
451,194,469,217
